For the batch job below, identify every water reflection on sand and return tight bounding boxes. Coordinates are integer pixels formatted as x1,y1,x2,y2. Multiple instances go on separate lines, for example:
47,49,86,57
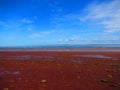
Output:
81,55,111,59
0,54,119,61
0,55,55,60
0,71,20,76
72,54,119,60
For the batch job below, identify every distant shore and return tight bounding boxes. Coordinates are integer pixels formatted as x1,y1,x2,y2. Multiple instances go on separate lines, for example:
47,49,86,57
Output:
0,47,120,52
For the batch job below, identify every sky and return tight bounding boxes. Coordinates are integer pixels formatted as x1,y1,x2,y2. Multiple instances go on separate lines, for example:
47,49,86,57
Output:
0,0,120,47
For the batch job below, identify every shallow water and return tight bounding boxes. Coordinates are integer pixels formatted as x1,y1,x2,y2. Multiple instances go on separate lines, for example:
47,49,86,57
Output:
71,59,83,64
0,71,20,76
81,55,111,59
0,55,55,60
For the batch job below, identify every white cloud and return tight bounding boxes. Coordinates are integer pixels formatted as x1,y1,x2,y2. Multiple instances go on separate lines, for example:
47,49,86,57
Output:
57,34,120,44
20,18,33,24
80,0,120,32
0,21,5,26
0,18,34,31
27,27,32,31
29,30,57,39
58,38,88,44
48,2,64,29
0,20,22,30
29,33,41,39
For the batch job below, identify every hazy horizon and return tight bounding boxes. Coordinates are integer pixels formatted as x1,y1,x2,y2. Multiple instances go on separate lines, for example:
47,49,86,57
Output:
0,44,120,48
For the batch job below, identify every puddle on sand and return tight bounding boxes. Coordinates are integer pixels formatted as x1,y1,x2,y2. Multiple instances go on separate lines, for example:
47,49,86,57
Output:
0,68,6,70
81,55,111,59
0,71,21,76
12,71,20,75
0,55,55,60
0,55,31,60
71,60,83,64
32,55,55,59
72,54,119,60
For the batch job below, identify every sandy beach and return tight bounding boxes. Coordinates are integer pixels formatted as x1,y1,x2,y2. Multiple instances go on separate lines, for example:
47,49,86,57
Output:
0,50,120,90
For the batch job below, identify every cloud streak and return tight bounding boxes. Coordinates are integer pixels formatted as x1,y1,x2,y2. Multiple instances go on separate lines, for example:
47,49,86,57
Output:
0,18,34,31
50,0,120,33
29,30,57,39
80,0,120,32
49,1,64,29
20,18,34,24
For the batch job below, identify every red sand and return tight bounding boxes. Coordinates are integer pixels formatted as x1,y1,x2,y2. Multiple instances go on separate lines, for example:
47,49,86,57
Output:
0,52,120,90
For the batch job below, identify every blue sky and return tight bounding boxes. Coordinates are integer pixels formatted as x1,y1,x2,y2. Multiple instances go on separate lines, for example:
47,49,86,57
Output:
0,0,120,47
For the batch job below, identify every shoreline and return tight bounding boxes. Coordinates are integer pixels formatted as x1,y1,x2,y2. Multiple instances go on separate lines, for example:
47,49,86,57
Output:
0,47,120,52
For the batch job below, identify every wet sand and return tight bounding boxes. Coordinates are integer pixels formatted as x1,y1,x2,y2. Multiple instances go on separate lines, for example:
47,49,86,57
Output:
0,51,120,90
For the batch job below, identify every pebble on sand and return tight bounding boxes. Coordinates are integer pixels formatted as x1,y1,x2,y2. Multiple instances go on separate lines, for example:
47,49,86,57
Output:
3,88,9,90
107,75,112,78
77,76,80,79
41,80,47,83
56,64,61,67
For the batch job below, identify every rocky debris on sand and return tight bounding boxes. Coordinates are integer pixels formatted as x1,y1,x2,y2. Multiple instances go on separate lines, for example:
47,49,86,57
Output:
105,68,113,72
56,63,61,67
101,79,109,83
